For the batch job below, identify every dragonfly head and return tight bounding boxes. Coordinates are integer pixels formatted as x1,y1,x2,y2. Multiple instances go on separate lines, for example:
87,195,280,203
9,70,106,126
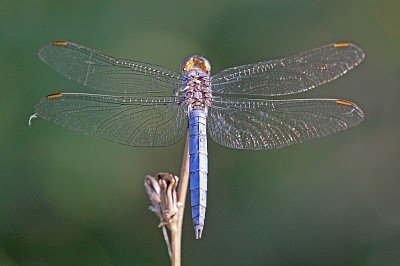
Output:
181,55,211,75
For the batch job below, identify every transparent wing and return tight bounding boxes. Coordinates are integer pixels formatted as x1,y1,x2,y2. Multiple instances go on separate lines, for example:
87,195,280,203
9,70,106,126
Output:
211,43,364,96
34,93,188,147
207,97,364,149
38,41,182,96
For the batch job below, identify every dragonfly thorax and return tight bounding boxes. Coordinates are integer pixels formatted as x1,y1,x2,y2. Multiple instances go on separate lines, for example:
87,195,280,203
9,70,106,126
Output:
178,70,212,111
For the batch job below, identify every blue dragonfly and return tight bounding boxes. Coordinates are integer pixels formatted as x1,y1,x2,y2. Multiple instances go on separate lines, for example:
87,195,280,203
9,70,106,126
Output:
30,41,364,239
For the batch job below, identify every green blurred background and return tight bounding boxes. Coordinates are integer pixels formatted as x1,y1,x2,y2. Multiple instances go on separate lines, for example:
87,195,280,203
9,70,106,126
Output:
1,0,399,265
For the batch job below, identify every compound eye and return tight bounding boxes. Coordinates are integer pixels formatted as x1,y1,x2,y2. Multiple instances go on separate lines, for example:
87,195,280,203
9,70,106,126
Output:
181,56,196,72
198,57,211,73
181,56,211,74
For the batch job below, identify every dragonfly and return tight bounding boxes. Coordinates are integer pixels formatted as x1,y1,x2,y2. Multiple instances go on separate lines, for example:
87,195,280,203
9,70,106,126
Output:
30,41,365,239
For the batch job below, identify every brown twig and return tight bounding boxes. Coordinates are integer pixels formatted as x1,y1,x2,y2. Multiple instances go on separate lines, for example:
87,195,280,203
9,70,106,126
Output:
144,132,190,266
172,132,190,266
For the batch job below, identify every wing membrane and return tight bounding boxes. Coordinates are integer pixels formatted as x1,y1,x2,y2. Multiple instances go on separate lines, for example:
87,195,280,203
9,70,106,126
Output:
207,97,364,149
34,93,188,147
38,41,182,95
211,43,364,96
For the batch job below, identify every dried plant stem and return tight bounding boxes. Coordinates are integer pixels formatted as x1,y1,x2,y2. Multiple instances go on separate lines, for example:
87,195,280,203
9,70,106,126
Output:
171,132,190,266
161,222,172,258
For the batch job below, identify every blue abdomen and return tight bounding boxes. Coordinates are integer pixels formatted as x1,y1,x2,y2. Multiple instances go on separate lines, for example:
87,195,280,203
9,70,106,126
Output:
189,109,208,239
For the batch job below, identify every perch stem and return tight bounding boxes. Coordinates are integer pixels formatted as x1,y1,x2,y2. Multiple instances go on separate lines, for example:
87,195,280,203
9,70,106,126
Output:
171,132,190,266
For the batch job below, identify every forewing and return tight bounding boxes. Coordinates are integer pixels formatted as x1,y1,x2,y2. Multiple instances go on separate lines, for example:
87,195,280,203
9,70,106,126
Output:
211,43,364,96
38,41,182,95
34,93,188,147
207,97,364,149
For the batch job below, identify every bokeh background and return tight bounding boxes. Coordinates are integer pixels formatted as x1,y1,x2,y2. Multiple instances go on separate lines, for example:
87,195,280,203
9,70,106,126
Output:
1,0,399,265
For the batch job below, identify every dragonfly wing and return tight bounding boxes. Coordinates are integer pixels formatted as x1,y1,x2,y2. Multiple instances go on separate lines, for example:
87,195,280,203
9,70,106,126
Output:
207,97,364,149
34,93,188,147
38,41,182,96
211,43,364,96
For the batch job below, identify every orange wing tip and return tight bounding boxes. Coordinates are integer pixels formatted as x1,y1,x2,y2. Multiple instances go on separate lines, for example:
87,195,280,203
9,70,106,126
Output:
52,41,68,46
46,93,63,99
334,43,350,48
336,99,353,106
